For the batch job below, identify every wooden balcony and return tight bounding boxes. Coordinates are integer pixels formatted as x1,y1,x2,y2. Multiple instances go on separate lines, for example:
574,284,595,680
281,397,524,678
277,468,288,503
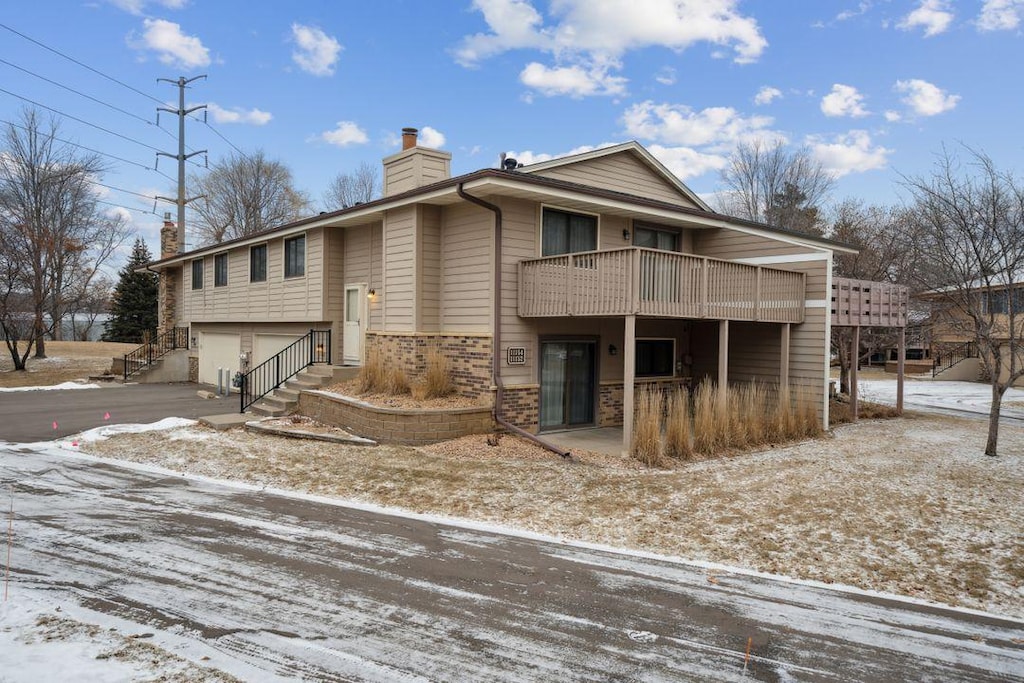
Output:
518,247,806,323
831,277,909,328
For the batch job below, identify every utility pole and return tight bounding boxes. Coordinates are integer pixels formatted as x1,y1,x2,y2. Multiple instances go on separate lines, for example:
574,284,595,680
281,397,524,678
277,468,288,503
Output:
156,75,207,254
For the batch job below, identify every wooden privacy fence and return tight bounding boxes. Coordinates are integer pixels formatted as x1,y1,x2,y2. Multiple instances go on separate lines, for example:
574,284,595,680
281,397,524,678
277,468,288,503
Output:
518,247,805,323
831,278,908,327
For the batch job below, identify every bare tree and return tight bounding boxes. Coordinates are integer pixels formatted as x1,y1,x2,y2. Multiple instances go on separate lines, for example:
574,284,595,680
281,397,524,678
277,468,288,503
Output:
323,161,380,210
0,109,127,367
717,139,836,235
188,150,311,245
903,146,1024,456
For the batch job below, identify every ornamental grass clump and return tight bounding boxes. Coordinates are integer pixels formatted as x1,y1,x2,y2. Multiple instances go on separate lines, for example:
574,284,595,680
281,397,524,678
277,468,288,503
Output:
417,347,456,399
631,386,666,467
692,378,721,456
664,387,694,461
357,349,387,394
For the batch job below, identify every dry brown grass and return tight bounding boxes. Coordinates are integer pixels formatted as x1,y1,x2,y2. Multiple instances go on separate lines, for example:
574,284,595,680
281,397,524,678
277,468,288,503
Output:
415,347,455,400
630,387,665,467
692,378,720,455
829,398,902,425
663,388,694,461
356,349,387,394
76,414,1024,617
384,365,411,395
0,341,136,388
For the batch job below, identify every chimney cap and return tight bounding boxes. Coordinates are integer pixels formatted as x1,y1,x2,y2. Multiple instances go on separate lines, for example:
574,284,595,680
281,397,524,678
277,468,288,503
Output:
401,127,418,150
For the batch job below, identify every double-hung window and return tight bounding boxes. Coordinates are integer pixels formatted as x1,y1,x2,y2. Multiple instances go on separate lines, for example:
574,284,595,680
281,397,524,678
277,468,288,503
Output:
214,253,228,287
191,259,203,290
541,208,597,256
284,235,305,278
250,244,267,282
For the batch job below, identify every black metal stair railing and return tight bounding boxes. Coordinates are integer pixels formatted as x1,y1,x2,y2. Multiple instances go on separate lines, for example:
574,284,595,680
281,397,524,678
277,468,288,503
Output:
123,327,189,380
932,340,978,377
239,329,331,412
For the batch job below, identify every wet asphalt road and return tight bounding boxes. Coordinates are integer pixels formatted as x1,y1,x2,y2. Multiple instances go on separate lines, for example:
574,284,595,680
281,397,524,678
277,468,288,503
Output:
2,445,1022,682
0,383,228,442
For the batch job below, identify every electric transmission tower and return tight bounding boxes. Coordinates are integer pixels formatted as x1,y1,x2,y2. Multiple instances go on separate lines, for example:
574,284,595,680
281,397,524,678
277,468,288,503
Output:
156,75,207,254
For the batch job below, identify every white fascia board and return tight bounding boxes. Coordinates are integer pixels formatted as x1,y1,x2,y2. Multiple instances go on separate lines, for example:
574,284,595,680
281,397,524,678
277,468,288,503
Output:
731,253,831,265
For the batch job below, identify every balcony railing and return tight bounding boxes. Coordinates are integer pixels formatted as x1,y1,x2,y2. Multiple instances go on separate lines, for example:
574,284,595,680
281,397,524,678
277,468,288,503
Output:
518,248,805,323
831,277,908,328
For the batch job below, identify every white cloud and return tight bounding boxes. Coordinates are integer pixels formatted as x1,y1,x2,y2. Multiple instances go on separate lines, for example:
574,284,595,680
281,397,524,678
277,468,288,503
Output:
135,18,210,69
290,24,341,77
894,78,960,116
835,2,873,22
109,0,187,15
622,100,777,148
647,144,729,180
753,86,782,106
655,67,677,86
820,83,869,118
206,103,272,126
418,126,446,148
884,110,902,122
808,130,891,177
977,0,1024,31
318,121,368,147
520,62,627,97
897,0,954,37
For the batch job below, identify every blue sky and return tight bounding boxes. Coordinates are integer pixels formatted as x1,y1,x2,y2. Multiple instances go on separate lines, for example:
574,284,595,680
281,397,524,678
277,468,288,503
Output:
2,0,1022,263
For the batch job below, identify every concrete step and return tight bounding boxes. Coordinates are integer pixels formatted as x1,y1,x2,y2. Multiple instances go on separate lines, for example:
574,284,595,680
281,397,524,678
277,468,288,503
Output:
249,402,286,418
330,366,360,382
261,394,296,411
274,387,301,401
295,370,330,387
286,378,324,391
303,365,336,378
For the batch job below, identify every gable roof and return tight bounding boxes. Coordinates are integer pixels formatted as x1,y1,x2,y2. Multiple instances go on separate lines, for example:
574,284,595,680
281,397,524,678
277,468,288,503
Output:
516,142,713,212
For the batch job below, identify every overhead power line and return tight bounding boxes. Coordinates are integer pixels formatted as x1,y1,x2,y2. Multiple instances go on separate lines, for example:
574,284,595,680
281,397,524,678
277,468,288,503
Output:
0,22,165,106
0,117,154,171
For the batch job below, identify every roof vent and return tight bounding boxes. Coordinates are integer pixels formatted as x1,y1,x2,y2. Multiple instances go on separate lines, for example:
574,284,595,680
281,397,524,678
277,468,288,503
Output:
502,157,519,172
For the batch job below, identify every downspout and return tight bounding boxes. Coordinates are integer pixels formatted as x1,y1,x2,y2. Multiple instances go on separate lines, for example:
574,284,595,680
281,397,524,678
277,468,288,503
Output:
457,183,571,459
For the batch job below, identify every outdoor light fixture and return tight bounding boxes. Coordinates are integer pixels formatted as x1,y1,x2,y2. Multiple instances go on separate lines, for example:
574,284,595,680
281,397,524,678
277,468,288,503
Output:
622,228,631,241
608,344,618,356
368,288,376,298
315,343,325,355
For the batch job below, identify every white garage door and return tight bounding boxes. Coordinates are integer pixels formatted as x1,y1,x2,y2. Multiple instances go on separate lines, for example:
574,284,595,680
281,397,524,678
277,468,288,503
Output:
253,333,303,368
199,333,241,385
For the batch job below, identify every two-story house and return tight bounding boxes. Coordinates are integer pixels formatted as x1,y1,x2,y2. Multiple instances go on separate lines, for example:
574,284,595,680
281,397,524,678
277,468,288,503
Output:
146,128,904,449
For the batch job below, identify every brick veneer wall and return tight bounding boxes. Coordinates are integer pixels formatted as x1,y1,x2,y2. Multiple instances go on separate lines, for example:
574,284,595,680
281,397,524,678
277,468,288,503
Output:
499,385,539,433
599,378,692,426
297,391,493,445
365,333,492,399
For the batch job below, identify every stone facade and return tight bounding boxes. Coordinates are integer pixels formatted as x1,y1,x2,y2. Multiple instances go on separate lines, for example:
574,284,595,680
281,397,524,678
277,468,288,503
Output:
499,385,540,433
158,216,179,335
365,333,493,399
297,391,493,445
188,355,199,383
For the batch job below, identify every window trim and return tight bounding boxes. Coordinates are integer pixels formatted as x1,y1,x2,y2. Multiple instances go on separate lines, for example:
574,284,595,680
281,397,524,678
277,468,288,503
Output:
214,252,228,287
632,221,682,252
283,233,306,279
191,258,204,290
249,243,268,283
635,337,676,378
539,204,600,257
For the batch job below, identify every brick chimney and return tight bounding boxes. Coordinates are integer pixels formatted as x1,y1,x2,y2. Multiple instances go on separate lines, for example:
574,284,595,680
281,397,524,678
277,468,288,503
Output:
383,126,451,197
157,212,178,334
159,212,178,259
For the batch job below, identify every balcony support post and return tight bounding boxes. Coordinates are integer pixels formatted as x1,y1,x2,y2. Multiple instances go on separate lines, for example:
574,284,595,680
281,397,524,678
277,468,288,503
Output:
850,325,860,422
718,319,729,409
780,323,791,389
896,326,905,415
622,314,636,455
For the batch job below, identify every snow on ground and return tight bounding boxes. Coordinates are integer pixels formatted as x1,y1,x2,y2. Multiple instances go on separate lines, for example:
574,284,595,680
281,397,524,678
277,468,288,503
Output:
859,378,1024,420
67,410,1024,619
0,588,236,682
70,417,199,443
0,381,101,393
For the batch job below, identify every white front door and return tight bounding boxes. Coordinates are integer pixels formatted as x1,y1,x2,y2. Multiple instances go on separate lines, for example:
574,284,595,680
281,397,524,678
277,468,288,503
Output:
343,284,366,364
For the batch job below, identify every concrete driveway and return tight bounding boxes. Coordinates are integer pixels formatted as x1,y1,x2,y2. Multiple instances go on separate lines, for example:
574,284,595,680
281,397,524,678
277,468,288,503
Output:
0,383,232,442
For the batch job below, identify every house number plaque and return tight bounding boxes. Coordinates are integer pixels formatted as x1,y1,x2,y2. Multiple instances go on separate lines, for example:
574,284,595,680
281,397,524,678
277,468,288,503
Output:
506,347,526,365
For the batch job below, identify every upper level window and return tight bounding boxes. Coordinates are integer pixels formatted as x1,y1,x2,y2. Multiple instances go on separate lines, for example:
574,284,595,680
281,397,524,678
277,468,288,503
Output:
634,224,680,252
284,235,305,278
636,338,675,377
214,253,228,287
250,244,267,282
191,259,203,290
542,208,597,256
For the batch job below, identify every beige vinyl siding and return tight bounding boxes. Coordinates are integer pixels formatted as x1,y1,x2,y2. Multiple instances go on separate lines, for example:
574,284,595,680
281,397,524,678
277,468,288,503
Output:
343,223,383,331
441,202,492,333
419,205,442,332
726,321,783,383
530,152,697,207
181,228,326,323
497,198,538,384
383,207,416,332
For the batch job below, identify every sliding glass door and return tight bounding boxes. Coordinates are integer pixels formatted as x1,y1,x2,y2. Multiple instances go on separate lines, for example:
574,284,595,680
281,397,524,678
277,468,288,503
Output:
540,341,596,430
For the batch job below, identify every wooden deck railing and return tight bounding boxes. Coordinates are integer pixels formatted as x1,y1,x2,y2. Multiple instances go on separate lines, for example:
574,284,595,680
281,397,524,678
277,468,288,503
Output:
831,277,908,327
518,248,805,323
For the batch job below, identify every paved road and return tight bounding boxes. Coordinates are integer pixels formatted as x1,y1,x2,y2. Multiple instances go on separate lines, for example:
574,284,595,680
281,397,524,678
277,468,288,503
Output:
0,383,229,442
3,445,1022,681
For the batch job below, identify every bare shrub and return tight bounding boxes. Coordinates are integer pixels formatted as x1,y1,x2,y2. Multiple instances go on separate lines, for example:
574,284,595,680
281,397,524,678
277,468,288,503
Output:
357,349,387,394
631,387,665,467
419,347,455,399
693,379,721,456
664,388,694,460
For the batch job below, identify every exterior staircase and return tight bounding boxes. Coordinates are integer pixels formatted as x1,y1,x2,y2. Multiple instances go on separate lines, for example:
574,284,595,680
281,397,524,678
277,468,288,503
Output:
248,366,359,417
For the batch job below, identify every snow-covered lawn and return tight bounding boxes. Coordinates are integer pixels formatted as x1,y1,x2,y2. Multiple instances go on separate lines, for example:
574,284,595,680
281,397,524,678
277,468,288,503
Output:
859,378,1024,420
0,381,101,393
68,411,1024,619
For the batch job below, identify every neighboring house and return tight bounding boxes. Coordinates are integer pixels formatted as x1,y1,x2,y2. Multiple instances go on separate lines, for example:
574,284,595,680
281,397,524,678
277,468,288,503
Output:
918,274,1024,385
146,129,905,448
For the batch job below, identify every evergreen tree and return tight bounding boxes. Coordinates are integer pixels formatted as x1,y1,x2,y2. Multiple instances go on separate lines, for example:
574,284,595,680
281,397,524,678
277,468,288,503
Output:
102,238,157,343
